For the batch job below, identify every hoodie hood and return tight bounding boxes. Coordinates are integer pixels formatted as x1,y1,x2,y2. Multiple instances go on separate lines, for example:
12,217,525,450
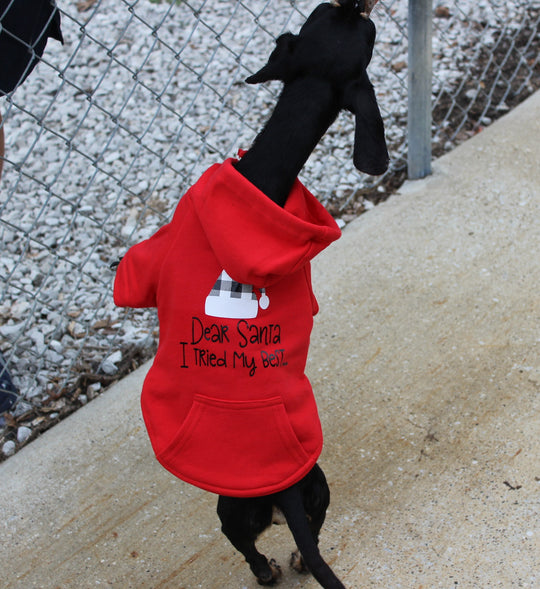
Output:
191,158,341,288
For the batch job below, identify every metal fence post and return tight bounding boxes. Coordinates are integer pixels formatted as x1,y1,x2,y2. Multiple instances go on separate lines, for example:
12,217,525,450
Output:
408,0,433,179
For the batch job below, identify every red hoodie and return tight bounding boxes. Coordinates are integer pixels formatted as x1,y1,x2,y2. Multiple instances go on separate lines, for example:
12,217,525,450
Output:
114,157,341,497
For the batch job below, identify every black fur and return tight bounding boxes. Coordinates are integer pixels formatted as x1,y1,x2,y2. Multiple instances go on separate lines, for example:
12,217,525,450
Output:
235,0,388,206
218,465,344,588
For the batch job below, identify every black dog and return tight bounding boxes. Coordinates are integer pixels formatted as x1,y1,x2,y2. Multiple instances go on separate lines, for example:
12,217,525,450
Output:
216,2,388,587
114,2,387,588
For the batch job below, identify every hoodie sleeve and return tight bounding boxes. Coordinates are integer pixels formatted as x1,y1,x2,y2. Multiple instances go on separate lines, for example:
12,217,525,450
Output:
113,222,172,308
114,165,220,308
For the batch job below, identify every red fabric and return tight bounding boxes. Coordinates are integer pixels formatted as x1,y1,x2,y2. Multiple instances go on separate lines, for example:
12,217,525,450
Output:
114,157,341,497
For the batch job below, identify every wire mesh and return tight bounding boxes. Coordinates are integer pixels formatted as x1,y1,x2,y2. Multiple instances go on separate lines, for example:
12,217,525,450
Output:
1,0,539,455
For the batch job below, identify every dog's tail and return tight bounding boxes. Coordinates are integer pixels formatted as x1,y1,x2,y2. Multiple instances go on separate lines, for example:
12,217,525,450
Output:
274,485,346,589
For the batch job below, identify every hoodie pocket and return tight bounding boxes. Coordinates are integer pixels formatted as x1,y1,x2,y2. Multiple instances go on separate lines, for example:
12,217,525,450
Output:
157,395,310,494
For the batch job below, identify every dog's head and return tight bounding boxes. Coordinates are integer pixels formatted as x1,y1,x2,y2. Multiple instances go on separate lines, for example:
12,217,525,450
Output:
246,0,389,176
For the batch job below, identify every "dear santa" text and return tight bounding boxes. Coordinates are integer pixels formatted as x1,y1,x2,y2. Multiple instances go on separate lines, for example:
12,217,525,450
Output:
191,316,281,349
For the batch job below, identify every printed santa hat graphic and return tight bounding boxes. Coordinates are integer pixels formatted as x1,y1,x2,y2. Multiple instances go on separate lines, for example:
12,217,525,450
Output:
205,270,269,319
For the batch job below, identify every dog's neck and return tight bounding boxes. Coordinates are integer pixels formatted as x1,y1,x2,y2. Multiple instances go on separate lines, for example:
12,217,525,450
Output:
235,77,341,207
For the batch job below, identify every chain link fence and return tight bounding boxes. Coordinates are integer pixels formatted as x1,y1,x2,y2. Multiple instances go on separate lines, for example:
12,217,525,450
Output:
1,0,539,456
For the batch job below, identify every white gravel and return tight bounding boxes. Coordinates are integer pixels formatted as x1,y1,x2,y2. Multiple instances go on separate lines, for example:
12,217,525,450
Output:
1,0,538,455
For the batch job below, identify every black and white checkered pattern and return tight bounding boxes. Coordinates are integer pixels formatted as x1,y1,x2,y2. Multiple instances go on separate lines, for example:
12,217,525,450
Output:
208,271,256,301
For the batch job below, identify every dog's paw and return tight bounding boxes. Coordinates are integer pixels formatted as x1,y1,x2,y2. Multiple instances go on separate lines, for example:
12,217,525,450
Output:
257,559,282,585
290,550,309,574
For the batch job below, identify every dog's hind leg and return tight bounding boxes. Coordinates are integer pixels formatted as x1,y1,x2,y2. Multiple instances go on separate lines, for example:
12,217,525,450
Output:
290,464,331,574
275,480,344,588
217,495,282,585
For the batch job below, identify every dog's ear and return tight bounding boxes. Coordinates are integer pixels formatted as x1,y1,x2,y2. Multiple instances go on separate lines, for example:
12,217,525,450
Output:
344,76,389,175
246,33,297,84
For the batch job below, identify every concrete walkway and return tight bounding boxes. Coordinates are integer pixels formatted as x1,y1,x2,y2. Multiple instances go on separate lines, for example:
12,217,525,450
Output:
1,91,539,589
